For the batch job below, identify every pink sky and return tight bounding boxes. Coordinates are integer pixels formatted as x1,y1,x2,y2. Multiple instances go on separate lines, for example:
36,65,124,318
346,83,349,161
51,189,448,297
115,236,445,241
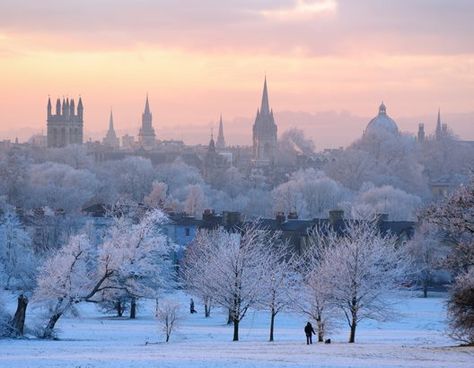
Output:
0,1,473,148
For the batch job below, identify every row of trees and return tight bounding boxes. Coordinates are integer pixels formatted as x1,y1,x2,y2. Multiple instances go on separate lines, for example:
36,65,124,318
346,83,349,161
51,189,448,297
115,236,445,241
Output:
182,220,408,343
3,125,472,221
1,179,472,344
0,209,175,339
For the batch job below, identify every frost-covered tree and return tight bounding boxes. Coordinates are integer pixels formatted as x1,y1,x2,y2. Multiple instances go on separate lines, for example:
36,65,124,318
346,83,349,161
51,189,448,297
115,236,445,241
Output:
183,224,274,341
447,269,474,345
258,243,298,342
26,162,99,212
424,180,474,274
0,209,35,290
273,169,349,218
352,184,422,221
97,212,174,319
320,220,408,343
34,210,173,338
144,181,170,209
294,228,339,342
156,299,180,343
184,184,207,217
406,222,447,297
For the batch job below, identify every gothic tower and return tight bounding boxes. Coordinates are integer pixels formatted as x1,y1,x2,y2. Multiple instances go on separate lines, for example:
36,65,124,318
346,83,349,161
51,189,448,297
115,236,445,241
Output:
138,94,156,150
216,114,226,150
47,96,84,148
252,77,277,164
417,123,425,143
435,108,442,140
103,110,120,149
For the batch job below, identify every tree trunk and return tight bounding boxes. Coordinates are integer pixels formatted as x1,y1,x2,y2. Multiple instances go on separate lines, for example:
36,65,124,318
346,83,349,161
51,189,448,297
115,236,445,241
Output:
130,297,136,319
233,318,239,341
204,298,211,318
423,280,428,298
116,301,123,317
269,309,276,342
10,294,28,337
349,321,357,343
316,316,324,342
227,309,233,325
43,312,62,339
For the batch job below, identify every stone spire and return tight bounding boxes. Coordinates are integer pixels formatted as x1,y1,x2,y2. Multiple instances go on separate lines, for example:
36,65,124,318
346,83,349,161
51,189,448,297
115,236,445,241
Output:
138,94,156,150
47,97,52,118
436,108,442,140
252,76,278,164
216,114,226,150
260,76,270,115
103,109,119,148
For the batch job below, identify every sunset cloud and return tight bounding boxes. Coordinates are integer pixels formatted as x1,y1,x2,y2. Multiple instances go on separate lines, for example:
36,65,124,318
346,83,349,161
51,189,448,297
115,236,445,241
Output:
261,0,337,21
0,1,473,146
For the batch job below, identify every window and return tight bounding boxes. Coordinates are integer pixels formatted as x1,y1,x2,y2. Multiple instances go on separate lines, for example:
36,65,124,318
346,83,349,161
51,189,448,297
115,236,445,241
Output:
185,228,190,237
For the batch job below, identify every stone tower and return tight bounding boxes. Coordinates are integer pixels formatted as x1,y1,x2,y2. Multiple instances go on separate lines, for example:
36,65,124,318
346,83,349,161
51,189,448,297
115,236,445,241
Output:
138,95,156,150
103,110,120,149
47,96,84,148
252,77,277,164
216,114,226,150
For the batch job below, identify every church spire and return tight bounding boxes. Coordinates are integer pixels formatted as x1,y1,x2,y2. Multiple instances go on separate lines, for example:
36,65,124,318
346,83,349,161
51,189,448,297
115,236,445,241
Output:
260,76,270,115
436,108,442,140
109,109,114,130
47,97,52,118
216,114,226,150
144,93,151,115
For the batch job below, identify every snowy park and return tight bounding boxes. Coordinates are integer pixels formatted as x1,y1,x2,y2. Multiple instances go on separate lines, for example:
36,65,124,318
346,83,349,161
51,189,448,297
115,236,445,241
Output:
1,291,472,368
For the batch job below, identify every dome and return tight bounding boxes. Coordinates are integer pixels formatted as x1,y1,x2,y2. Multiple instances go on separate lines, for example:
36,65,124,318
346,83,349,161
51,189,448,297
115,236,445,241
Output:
365,102,399,135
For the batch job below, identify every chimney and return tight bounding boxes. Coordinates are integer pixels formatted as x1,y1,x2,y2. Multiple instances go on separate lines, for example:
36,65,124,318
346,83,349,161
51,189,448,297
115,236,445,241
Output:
223,211,241,228
329,209,344,225
275,212,286,225
287,211,298,220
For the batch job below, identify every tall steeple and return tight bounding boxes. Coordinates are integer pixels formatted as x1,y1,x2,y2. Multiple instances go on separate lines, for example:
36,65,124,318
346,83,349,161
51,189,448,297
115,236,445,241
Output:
77,97,83,121
436,108,442,140
252,76,278,164
47,97,52,118
109,109,114,130
216,114,226,150
103,109,119,149
138,94,156,150
144,93,151,116
260,76,270,115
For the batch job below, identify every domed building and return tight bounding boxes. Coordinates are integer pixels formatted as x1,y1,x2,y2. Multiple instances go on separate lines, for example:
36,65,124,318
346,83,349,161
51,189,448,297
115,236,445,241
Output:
365,102,399,136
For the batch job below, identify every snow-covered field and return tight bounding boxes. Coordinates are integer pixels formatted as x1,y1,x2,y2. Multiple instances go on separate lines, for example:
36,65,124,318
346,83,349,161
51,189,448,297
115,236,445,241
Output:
0,291,472,368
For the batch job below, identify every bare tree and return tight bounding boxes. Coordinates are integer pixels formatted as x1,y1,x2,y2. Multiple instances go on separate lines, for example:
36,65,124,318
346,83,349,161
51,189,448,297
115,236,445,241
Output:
406,222,447,297
183,223,274,341
258,241,298,342
156,300,180,342
33,210,172,338
319,220,408,343
294,228,339,343
447,269,474,345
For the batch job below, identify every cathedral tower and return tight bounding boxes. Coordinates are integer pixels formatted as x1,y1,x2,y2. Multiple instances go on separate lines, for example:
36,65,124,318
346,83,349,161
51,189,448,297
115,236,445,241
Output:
103,110,120,149
216,114,226,150
252,77,277,164
47,96,84,148
138,94,156,150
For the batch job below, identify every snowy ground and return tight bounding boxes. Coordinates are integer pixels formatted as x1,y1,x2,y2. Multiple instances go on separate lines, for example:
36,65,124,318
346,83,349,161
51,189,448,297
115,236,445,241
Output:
0,291,472,368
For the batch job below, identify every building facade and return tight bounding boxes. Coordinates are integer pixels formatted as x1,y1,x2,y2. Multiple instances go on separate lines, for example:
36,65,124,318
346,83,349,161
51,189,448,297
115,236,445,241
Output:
138,95,156,150
47,97,84,148
252,77,278,165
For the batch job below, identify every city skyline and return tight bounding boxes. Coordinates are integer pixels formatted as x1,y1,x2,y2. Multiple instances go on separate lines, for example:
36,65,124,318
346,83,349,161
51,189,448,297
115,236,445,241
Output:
0,1,473,147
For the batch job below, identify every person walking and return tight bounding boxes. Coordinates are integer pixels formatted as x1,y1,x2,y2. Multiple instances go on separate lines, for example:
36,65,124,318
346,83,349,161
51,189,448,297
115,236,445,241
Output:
304,322,316,345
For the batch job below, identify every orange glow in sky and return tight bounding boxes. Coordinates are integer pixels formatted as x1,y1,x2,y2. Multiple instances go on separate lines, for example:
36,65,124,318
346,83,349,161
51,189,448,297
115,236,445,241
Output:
0,1,473,147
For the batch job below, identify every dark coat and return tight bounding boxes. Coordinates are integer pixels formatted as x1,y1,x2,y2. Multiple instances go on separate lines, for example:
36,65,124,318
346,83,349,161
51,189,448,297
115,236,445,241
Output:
304,322,315,336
